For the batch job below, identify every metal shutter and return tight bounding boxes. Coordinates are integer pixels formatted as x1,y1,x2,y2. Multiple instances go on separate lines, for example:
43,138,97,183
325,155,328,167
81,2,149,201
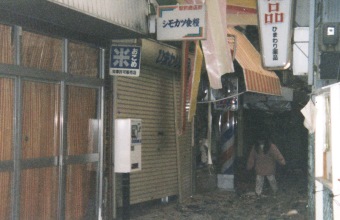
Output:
115,66,179,204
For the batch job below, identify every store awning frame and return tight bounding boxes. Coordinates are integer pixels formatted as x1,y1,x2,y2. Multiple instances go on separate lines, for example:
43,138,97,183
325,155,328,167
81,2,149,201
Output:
227,27,282,96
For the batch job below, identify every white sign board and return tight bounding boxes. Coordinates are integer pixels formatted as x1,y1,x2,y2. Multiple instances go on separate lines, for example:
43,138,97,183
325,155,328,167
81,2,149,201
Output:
258,0,293,70
157,4,206,41
110,45,141,77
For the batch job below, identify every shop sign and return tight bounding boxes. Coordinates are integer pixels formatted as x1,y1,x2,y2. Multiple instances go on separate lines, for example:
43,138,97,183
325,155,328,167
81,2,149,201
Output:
257,0,293,70
157,4,206,41
141,39,180,70
110,45,141,77
155,48,181,69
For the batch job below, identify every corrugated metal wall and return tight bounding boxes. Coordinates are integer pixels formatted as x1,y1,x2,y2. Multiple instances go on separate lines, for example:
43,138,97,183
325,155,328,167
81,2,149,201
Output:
114,66,192,204
48,0,149,33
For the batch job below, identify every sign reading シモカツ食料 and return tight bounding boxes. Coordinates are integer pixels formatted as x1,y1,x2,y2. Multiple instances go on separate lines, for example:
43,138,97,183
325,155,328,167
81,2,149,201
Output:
157,4,206,41
257,0,293,70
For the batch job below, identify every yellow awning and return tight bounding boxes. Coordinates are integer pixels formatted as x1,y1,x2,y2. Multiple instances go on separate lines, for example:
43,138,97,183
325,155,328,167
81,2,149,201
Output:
226,0,258,25
227,27,282,96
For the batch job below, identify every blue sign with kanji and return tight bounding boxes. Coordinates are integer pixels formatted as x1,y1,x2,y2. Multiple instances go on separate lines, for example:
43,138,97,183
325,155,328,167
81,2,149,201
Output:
110,45,141,77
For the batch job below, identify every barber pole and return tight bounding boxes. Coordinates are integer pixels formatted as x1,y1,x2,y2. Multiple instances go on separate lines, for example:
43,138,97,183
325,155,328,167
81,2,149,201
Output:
218,111,236,190
220,111,236,174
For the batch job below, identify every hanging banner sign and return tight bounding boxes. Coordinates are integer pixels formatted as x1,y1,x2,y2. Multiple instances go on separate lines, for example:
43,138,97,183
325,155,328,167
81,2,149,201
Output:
110,45,141,77
257,0,293,70
157,4,206,41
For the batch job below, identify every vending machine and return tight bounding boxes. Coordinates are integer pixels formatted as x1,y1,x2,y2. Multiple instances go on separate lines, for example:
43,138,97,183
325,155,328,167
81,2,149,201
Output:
114,119,142,173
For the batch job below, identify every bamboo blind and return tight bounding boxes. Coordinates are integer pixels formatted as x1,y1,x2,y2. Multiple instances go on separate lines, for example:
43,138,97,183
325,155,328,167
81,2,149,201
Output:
0,24,13,64
0,28,100,219
66,164,96,220
20,168,59,219
0,78,13,161
21,81,60,159
19,81,60,219
67,86,97,155
0,78,14,219
0,172,11,219
66,86,97,219
22,31,62,72
68,42,99,77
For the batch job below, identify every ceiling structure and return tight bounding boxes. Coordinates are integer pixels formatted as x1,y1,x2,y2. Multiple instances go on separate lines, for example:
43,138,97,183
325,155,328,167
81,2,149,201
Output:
156,0,258,26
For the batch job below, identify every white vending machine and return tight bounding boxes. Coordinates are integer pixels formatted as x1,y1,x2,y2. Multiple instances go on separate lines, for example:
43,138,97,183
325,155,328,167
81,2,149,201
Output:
114,119,142,173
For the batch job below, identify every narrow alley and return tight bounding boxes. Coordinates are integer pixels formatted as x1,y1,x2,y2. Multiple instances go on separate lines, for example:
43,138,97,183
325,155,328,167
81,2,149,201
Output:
2,1,340,219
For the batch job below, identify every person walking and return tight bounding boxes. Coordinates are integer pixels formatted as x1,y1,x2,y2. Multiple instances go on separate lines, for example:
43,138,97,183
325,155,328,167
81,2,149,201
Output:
247,135,286,196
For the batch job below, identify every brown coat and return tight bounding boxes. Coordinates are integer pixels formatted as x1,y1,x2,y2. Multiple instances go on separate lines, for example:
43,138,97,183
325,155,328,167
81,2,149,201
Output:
247,143,286,176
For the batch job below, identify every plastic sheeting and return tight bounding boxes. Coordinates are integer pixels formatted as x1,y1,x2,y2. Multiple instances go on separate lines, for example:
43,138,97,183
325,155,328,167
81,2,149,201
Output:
201,0,234,89
301,99,316,134
242,92,292,112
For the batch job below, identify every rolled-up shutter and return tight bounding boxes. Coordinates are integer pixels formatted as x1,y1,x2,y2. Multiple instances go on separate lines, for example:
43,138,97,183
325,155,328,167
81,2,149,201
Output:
115,66,180,204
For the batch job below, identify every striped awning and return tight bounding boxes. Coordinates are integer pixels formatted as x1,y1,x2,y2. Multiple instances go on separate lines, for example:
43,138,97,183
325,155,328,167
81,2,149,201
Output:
227,27,282,96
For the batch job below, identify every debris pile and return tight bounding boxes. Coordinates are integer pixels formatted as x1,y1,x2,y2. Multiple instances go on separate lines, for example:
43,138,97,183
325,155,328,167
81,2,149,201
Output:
130,172,308,220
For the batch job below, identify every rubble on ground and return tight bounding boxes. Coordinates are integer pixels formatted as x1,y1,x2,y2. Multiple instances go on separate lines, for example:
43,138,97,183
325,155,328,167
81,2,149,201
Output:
129,171,308,220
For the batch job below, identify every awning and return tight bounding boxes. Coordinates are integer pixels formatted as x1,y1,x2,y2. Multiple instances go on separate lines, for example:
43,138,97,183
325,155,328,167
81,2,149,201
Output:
227,27,282,96
226,0,258,25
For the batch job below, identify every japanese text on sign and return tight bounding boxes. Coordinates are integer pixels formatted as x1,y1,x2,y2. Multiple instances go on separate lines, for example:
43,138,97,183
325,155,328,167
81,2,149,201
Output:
157,4,206,41
155,49,181,69
265,2,284,24
272,27,278,61
110,45,141,77
258,0,292,69
162,18,200,28
178,5,202,10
